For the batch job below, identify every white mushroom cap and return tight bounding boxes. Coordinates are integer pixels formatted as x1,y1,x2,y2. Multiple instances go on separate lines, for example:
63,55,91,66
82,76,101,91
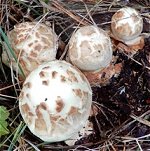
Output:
68,25,113,72
2,22,58,76
19,60,92,142
111,7,143,42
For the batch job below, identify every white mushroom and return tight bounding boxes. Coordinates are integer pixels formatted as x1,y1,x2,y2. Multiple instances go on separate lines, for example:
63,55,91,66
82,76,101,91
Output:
67,25,121,86
2,22,58,77
68,25,113,72
111,7,143,46
19,60,92,142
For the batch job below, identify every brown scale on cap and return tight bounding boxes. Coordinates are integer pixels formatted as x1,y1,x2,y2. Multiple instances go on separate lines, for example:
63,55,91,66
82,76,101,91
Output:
35,118,47,133
113,11,124,19
42,80,49,86
21,49,27,57
18,34,24,38
39,71,45,78
28,111,34,117
67,69,78,82
35,32,40,38
59,117,70,126
26,93,31,100
79,26,95,36
50,115,61,122
83,91,88,98
26,115,33,126
19,58,31,75
80,41,91,56
21,103,30,114
35,102,49,122
35,105,43,119
39,102,48,111
72,89,83,98
43,45,49,50
39,71,48,78
55,96,64,113
34,44,42,52
28,42,33,47
60,75,67,82
52,71,58,79
72,66,87,82
34,40,38,43
39,25,48,33
68,106,79,116
21,103,34,125
30,50,38,58
19,91,24,100
24,82,32,88
116,23,132,36
41,37,51,46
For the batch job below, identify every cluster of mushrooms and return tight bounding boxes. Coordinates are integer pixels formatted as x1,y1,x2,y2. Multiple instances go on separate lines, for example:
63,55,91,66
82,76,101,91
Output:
3,7,144,144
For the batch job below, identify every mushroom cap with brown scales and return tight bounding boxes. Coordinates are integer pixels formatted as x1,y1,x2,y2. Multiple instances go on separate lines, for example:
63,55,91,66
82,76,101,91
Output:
2,22,58,77
111,7,143,42
19,60,92,142
68,25,113,72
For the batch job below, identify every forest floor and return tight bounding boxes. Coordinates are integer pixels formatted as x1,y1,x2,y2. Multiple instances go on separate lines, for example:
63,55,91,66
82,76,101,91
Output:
0,0,150,150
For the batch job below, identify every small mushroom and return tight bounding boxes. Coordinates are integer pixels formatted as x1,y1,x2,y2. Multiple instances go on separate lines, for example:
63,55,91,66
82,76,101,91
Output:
111,7,144,52
19,60,92,142
68,25,121,86
68,25,113,72
2,22,58,77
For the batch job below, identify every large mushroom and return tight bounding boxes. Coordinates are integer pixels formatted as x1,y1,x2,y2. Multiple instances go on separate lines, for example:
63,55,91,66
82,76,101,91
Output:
19,60,92,142
68,25,122,86
2,22,58,77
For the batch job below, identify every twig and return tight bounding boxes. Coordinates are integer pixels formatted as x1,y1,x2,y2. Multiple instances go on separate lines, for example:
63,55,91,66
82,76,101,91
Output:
117,44,150,70
52,1,90,25
130,114,150,127
0,93,17,99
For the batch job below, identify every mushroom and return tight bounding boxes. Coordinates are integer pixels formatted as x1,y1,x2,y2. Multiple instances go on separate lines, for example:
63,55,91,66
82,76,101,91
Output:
2,22,58,77
67,25,122,86
111,7,144,52
19,60,92,142
68,25,113,72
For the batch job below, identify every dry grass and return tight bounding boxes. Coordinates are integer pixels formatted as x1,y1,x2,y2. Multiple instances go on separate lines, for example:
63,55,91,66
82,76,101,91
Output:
0,0,150,150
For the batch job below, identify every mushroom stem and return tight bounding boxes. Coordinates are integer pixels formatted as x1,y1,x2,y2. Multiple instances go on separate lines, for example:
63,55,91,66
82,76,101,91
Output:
124,36,145,51
83,62,122,87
